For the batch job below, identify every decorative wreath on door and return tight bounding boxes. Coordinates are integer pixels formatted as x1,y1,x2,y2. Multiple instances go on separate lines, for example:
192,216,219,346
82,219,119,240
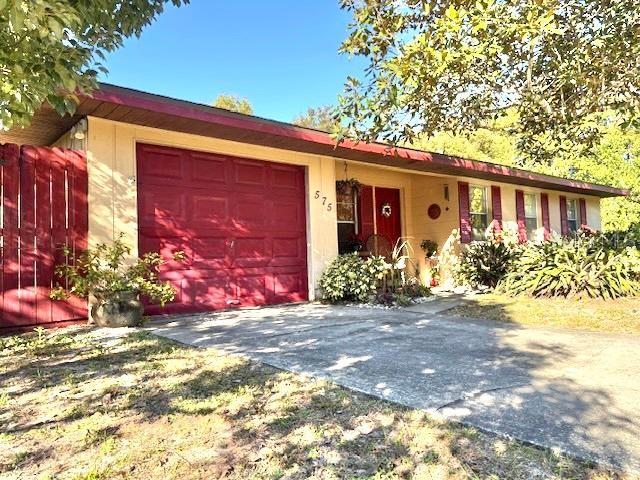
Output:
381,202,392,217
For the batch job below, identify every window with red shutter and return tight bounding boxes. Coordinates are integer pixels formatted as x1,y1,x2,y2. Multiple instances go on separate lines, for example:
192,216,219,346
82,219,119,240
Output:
579,198,588,227
491,185,502,231
515,190,527,243
458,182,472,243
541,193,551,240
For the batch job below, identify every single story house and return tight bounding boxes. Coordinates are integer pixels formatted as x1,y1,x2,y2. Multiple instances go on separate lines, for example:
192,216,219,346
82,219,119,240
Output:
1,84,627,315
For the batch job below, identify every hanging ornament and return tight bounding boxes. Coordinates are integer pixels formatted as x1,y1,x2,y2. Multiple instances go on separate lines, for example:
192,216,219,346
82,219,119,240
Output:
381,202,392,217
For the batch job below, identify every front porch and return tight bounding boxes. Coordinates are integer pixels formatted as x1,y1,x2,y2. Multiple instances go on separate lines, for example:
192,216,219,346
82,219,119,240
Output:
333,160,459,286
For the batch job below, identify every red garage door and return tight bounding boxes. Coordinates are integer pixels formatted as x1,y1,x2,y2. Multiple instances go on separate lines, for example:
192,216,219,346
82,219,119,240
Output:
137,143,308,314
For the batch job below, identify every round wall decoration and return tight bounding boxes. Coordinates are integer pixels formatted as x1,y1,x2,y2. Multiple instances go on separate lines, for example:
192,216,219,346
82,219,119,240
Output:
427,203,442,220
381,202,392,217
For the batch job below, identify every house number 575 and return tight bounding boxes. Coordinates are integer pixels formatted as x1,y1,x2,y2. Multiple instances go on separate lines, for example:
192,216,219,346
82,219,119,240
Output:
314,190,332,212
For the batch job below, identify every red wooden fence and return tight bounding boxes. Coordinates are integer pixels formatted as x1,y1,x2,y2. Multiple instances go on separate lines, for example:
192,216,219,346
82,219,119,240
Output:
1,143,88,331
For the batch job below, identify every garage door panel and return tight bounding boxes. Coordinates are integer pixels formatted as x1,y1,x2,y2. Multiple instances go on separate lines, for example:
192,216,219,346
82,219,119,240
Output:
138,145,184,180
191,154,229,184
139,189,187,228
232,197,268,227
271,201,305,231
190,195,230,227
273,272,304,296
232,275,268,305
271,237,306,265
137,143,307,313
232,237,271,267
234,160,267,187
271,164,303,190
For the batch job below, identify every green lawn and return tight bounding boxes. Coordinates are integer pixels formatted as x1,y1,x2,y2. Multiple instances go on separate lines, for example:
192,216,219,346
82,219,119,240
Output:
450,294,640,334
0,328,629,479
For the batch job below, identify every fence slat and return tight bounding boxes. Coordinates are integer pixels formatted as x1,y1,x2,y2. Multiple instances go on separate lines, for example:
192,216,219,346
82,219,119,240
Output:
1,144,21,326
35,147,54,324
66,149,89,320
19,146,37,323
50,148,75,322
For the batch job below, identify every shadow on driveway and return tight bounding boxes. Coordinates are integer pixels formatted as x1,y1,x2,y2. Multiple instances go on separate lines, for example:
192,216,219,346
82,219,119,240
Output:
145,303,640,473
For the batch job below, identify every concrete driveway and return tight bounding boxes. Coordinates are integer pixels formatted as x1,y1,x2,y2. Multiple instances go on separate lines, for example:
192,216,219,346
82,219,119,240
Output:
145,303,640,473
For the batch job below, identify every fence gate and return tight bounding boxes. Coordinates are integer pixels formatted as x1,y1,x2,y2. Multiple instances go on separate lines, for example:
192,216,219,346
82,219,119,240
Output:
1,143,88,331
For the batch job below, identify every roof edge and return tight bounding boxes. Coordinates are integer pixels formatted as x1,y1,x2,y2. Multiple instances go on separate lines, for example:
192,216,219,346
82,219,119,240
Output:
90,83,628,198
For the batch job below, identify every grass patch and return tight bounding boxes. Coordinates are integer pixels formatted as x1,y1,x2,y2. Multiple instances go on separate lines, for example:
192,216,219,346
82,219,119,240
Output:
450,293,640,334
0,327,631,479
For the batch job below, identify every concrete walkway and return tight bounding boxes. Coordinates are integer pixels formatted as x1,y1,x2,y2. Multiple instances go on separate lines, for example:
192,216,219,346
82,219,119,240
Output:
145,303,640,473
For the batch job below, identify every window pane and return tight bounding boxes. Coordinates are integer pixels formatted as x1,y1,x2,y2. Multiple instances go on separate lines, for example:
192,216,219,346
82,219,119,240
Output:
566,199,577,220
337,223,357,254
525,217,538,235
471,213,488,241
336,191,353,203
567,219,578,233
470,186,486,214
337,202,355,222
524,194,536,218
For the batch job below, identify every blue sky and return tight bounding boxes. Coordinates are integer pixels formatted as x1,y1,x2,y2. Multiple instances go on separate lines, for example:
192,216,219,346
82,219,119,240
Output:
101,0,366,122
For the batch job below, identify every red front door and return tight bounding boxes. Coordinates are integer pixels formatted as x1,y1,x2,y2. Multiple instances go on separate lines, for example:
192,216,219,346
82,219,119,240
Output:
374,187,402,246
137,143,308,314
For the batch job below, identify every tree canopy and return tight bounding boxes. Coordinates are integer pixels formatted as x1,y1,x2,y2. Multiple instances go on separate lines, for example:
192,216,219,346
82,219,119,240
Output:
337,0,640,163
292,105,338,133
0,0,188,130
212,94,253,115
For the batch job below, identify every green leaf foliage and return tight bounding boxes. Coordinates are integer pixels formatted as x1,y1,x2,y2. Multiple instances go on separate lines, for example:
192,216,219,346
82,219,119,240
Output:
455,239,520,289
50,235,185,306
337,0,640,162
0,0,188,129
292,105,339,133
212,94,253,115
319,253,388,303
498,232,640,299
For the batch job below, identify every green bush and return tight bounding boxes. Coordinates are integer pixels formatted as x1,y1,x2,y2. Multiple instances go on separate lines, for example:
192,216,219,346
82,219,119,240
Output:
320,253,388,302
498,234,640,299
50,235,185,306
455,240,520,289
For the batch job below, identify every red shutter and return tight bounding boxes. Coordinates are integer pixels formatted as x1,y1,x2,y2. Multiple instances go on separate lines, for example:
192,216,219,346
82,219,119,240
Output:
559,195,569,235
579,198,587,228
515,190,527,243
491,185,502,231
540,193,551,240
458,182,472,243
357,185,375,243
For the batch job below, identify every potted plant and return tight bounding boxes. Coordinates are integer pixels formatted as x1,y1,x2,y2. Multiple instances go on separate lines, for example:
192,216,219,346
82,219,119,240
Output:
420,239,438,259
50,236,185,327
335,178,362,196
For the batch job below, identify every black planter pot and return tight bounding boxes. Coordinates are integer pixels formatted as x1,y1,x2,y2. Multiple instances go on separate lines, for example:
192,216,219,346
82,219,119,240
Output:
90,291,144,327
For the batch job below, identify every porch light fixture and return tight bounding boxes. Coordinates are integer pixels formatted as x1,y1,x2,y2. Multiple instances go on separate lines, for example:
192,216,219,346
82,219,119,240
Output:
70,118,87,140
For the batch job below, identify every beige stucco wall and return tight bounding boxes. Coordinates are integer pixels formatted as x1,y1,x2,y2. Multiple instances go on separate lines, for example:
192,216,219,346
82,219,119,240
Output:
85,116,603,297
338,162,602,284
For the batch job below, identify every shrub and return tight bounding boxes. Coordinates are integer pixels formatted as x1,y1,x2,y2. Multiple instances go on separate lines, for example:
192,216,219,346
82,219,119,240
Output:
320,253,388,303
50,235,185,306
455,240,519,289
420,239,438,258
498,234,640,299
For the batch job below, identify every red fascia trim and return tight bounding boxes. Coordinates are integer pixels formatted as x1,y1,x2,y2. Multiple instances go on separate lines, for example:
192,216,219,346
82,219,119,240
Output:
90,85,629,198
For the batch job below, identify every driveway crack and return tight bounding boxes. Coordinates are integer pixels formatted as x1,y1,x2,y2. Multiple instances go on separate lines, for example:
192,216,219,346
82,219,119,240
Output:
436,382,529,412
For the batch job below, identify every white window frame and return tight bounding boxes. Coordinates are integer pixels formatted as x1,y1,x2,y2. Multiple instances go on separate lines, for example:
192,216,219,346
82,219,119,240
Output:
336,189,359,232
524,193,538,236
566,198,578,232
469,185,489,241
